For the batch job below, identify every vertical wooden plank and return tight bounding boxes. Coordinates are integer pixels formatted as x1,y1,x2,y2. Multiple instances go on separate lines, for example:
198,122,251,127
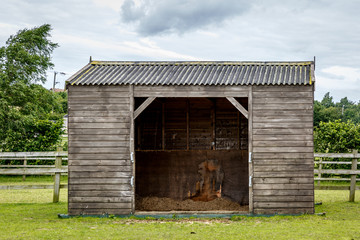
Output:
67,86,71,212
137,124,141,150
318,158,322,186
349,149,358,202
186,99,190,150
211,100,216,150
53,147,62,203
162,102,165,150
129,85,135,213
248,86,253,213
237,111,240,150
311,83,315,214
22,157,27,181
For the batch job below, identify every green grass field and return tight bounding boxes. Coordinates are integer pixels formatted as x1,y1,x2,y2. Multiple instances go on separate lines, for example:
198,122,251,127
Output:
0,176,359,239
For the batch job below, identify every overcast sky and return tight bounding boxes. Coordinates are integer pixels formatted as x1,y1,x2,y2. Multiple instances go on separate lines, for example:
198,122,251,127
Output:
1,0,359,102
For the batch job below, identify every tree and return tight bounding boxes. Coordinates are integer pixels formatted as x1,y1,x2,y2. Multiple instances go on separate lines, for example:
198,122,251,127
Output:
314,120,360,153
0,24,65,153
321,92,335,108
314,120,360,174
0,24,58,88
314,92,360,126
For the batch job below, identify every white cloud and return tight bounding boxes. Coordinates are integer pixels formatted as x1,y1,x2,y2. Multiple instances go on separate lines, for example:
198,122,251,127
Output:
119,0,250,36
317,66,360,89
1,0,360,102
93,0,125,12
53,33,201,61
315,66,360,101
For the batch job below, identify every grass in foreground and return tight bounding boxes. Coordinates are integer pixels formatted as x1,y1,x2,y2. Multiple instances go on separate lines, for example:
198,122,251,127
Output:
0,178,359,239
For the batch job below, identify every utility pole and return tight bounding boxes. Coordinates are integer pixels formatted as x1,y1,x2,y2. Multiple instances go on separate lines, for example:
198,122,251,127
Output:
53,71,66,92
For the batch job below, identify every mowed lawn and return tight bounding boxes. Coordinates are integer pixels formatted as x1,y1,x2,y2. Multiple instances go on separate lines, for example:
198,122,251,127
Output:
0,176,360,240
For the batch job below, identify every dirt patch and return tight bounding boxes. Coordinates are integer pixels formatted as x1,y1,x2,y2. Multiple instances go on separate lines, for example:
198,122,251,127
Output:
136,196,248,211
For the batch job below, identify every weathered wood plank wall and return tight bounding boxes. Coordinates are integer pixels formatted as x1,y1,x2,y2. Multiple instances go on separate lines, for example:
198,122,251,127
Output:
135,150,248,206
135,98,248,151
252,85,314,214
68,85,132,215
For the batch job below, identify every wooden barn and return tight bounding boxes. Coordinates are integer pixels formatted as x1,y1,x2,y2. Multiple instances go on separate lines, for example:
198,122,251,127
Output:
66,61,315,216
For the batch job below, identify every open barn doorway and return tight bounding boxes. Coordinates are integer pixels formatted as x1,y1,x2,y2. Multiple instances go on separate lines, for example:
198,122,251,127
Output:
134,97,249,213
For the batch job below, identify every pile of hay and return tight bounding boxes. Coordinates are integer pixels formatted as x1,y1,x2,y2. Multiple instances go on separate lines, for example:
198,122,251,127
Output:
136,196,248,211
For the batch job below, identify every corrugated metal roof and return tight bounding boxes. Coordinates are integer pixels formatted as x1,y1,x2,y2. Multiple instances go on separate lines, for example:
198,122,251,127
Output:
67,61,314,86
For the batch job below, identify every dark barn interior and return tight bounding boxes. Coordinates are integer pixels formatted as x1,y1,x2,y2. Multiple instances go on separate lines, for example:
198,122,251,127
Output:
134,97,249,211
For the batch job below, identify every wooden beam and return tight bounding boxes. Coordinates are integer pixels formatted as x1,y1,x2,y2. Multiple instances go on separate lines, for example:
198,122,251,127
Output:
129,85,135,214
350,149,358,202
248,86,253,214
186,99,189,150
134,85,250,97
162,102,165,150
53,147,62,203
226,97,248,119
212,99,216,150
134,97,156,119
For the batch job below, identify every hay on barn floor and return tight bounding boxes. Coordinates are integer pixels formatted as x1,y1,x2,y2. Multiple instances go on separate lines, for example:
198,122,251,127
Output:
136,196,248,211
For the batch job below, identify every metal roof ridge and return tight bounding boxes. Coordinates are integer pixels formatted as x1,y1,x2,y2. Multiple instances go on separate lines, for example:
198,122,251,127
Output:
89,60,314,66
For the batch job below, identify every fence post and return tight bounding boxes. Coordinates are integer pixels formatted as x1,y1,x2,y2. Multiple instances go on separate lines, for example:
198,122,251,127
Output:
22,156,27,181
53,147,62,203
318,158,322,186
349,149,358,202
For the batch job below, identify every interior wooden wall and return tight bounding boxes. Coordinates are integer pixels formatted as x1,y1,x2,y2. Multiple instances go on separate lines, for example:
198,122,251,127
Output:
136,150,249,205
135,98,248,151
135,97,249,205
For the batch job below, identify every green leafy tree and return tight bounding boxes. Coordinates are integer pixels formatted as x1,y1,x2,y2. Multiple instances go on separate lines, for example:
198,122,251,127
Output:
321,92,335,108
314,120,360,175
0,24,58,87
314,92,360,126
314,120,360,153
0,24,65,154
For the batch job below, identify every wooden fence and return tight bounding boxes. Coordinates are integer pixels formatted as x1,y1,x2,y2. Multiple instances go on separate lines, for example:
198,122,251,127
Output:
0,151,359,203
0,150,68,203
314,150,360,202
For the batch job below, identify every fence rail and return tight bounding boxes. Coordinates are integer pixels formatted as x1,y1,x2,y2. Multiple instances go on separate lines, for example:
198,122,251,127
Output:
314,150,359,202
0,150,67,202
0,150,359,203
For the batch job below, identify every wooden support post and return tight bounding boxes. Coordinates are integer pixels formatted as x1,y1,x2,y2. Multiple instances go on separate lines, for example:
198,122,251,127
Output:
22,157,27,181
349,149,358,202
248,87,253,213
211,100,216,150
237,111,240,150
318,158,322,186
134,97,156,119
226,97,248,119
129,85,135,213
53,147,62,203
162,102,165,150
186,99,190,150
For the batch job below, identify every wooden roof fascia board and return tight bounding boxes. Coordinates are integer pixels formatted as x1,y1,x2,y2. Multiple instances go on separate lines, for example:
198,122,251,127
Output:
310,62,315,85
133,86,250,97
